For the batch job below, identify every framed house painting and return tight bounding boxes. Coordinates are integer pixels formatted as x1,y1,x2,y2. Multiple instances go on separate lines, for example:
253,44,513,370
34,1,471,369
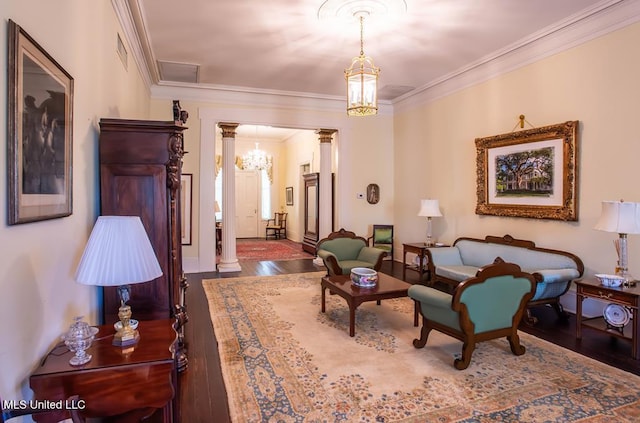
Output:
475,121,579,221
7,20,74,224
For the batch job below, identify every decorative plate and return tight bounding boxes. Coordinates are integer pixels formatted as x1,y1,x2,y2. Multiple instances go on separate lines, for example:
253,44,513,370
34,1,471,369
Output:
603,303,630,328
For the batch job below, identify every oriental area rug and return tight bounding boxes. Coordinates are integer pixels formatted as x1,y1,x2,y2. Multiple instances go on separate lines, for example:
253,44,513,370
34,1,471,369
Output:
235,239,314,261
204,272,640,422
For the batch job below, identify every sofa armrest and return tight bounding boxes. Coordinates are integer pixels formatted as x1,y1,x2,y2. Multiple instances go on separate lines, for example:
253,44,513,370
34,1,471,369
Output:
530,268,581,283
317,250,342,275
357,247,387,268
408,285,453,309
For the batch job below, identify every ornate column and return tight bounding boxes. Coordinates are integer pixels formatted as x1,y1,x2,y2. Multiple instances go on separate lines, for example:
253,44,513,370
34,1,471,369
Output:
314,129,337,265
217,123,242,272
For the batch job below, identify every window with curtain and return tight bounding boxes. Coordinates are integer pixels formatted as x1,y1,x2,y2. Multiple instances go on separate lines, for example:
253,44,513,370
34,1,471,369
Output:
261,169,271,220
215,169,223,222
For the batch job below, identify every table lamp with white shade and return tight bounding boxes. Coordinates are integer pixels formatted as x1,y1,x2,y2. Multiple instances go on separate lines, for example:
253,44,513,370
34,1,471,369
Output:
418,199,443,247
75,216,163,346
594,200,640,286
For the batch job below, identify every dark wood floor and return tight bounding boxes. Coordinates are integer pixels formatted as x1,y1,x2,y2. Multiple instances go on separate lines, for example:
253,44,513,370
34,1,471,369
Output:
179,259,640,423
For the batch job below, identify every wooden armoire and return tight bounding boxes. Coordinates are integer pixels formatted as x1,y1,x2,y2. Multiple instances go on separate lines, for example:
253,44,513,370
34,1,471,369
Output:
98,118,188,367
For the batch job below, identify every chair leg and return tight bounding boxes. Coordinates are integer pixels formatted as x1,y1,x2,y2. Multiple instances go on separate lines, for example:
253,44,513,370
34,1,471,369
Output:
508,332,526,356
551,301,569,321
412,320,432,348
523,308,538,326
454,340,476,370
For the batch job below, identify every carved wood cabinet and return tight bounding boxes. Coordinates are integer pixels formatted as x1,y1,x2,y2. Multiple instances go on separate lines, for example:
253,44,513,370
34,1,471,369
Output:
98,119,188,369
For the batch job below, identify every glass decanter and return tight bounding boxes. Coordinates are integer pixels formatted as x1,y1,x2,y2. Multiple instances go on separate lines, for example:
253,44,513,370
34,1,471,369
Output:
61,316,98,366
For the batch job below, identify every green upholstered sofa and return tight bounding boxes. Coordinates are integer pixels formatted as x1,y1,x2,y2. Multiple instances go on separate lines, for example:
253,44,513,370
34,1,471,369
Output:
409,259,536,370
316,228,387,276
424,234,584,324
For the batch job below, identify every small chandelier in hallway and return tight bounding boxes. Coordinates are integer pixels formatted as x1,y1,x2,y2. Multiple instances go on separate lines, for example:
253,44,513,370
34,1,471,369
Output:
242,143,272,172
344,11,379,116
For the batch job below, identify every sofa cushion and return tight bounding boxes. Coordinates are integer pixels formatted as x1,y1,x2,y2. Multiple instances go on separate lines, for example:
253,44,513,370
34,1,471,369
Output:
338,260,377,274
436,265,478,282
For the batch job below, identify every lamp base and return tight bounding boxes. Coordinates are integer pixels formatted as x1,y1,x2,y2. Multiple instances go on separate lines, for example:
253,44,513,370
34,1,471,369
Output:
113,302,140,346
113,328,140,346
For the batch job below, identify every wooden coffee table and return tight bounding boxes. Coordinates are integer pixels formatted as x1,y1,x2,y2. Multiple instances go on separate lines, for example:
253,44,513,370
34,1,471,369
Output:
321,272,416,337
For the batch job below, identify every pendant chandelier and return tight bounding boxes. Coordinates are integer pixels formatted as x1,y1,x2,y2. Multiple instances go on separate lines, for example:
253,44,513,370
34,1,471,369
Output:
242,143,272,172
344,12,379,117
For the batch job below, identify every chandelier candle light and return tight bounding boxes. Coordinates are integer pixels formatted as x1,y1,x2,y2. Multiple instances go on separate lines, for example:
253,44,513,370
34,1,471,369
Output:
345,11,380,116
418,199,442,247
75,216,163,346
594,200,640,286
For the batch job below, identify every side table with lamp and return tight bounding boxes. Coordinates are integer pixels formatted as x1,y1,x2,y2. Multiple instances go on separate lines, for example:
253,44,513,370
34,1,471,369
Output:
404,199,445,282
30,319,178,422
30,215,179,421
575,200,640,359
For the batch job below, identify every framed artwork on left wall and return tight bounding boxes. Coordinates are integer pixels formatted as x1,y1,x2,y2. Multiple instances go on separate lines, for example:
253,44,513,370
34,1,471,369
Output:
7,20,74,225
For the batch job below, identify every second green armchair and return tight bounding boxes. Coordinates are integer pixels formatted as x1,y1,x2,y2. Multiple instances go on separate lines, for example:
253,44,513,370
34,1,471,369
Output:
316,228,387,276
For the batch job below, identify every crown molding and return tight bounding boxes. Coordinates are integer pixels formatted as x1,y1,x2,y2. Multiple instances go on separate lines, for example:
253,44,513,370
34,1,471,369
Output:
393,0,640,113
150,83,394,115
111,0,158,87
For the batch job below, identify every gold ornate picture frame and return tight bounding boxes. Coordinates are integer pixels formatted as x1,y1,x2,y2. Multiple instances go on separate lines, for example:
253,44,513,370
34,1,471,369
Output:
475,121,579,221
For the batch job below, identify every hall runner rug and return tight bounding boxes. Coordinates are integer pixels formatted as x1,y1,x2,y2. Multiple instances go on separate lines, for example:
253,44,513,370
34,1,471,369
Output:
235,239,314,261
204,272,640,422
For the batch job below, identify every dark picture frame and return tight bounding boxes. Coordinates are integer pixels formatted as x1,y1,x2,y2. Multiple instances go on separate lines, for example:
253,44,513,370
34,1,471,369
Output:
285,186,293,206
181,173,193,245
7,20,74,224
475,121,579,221
366,183,379,204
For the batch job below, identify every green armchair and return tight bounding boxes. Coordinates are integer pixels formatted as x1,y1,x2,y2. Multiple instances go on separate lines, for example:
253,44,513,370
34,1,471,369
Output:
316,228,387,276
408,259,536,370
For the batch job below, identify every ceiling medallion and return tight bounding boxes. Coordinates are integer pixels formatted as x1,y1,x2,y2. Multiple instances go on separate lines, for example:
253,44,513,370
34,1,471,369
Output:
318,0,407,20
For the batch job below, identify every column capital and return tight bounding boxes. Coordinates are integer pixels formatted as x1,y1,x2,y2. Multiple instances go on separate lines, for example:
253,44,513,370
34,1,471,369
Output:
218,122,239,138
315,128,337,143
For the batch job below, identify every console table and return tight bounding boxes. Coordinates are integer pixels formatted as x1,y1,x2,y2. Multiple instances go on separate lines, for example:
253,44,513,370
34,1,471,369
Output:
575,278,640,359
30,319,178,422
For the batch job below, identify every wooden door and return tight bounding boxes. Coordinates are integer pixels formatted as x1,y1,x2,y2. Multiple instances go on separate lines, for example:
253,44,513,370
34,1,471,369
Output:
235,170,259,238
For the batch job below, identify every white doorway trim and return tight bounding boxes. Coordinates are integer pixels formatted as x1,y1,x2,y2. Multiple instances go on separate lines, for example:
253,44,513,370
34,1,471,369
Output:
195,106,350,272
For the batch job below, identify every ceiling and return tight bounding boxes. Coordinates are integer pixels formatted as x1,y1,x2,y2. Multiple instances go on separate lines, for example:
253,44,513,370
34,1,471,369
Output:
134,0,617,103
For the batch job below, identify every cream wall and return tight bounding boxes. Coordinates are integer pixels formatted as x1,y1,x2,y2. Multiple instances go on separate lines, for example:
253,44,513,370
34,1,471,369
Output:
394,21,640,281
1,0,150,405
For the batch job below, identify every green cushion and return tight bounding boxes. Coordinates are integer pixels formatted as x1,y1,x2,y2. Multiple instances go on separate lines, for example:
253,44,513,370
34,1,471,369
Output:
374,228,392,243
